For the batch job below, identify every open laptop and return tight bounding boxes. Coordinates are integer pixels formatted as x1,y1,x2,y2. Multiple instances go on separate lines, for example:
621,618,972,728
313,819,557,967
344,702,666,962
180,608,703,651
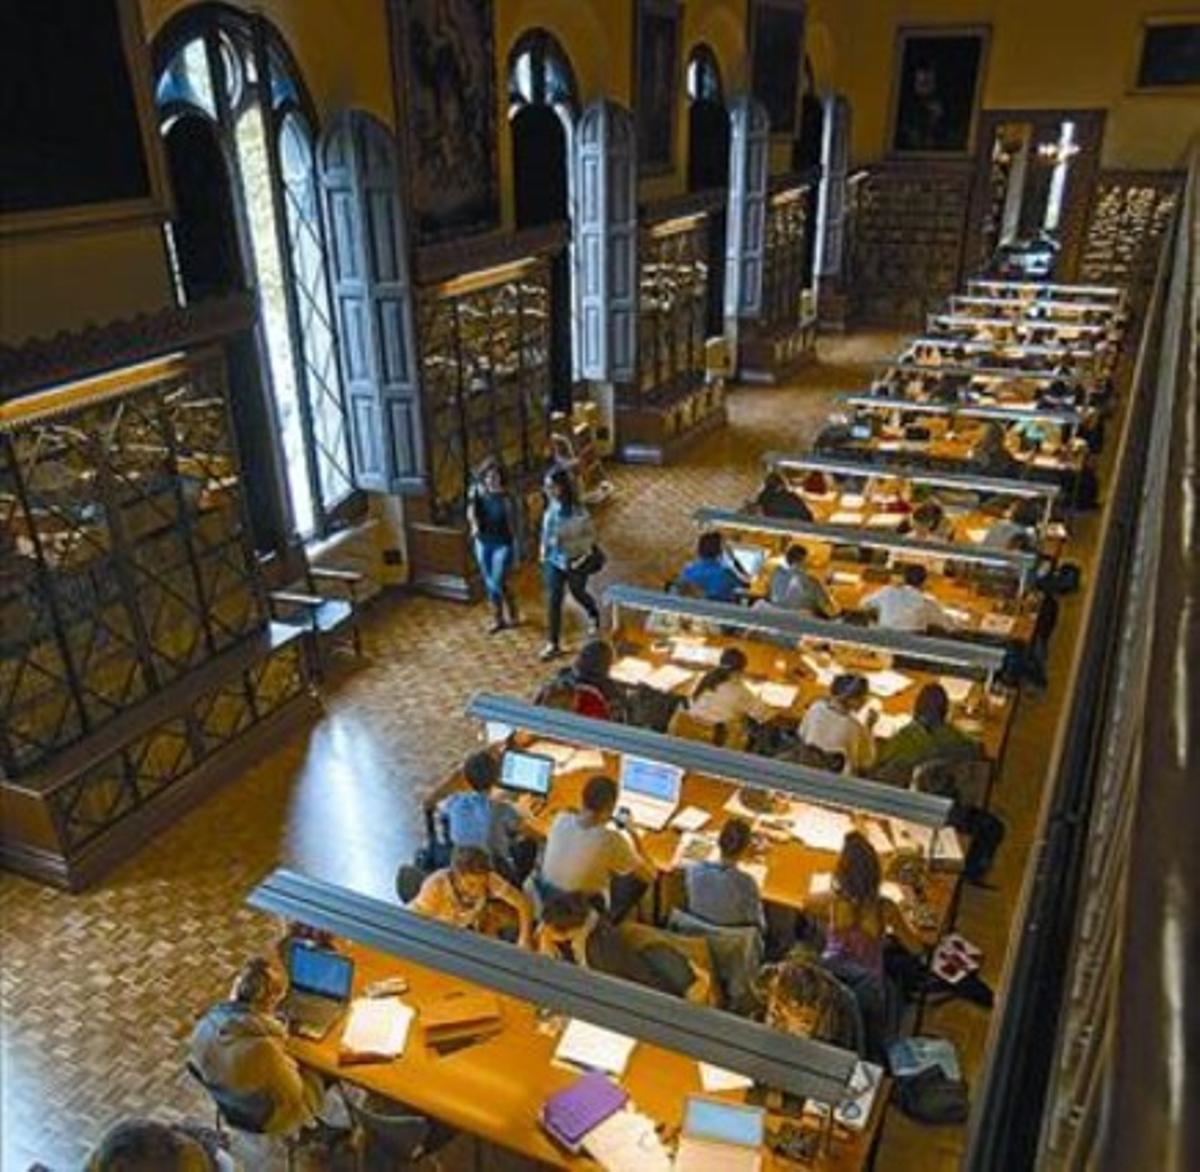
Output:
617,754,684,831
674,1096,765,1172
727,544,766,580
500,748,554,798
281,943,354,1041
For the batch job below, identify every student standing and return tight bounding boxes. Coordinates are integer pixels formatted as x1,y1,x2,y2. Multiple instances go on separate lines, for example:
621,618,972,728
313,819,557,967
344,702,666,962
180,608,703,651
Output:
468,459,522,633
539,467,601,661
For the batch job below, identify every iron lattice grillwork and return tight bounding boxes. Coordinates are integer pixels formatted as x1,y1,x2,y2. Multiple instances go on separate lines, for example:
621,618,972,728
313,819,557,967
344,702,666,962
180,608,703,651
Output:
0,351,265,776
48,636,303,852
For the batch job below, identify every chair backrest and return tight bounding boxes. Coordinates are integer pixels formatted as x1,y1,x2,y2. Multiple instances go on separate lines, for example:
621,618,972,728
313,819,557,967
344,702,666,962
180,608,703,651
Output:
911,756,992,807
668,907,764,1015
346,1097,430,1162
617,922,719,1006
792,741,846,773
395,864,426,904
187,1062,274,1135
667,707,728,747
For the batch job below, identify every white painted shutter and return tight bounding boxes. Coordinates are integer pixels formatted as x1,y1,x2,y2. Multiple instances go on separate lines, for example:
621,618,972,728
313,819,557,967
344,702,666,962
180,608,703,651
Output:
816,94,851,279
724,96,770,319
320,111,424,494
573,100,638,382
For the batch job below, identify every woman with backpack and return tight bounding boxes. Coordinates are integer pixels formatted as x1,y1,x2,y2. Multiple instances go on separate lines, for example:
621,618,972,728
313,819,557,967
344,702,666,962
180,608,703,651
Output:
539,466,602,661
468,458,522,634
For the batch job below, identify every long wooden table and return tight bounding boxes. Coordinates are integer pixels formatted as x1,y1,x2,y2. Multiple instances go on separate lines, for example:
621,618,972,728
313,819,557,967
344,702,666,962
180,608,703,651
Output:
289,942,890,1170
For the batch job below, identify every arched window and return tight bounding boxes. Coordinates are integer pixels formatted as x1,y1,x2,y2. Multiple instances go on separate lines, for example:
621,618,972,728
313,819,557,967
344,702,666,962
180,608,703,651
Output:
154,10,353,540
507,30,578,126
686,44,723,104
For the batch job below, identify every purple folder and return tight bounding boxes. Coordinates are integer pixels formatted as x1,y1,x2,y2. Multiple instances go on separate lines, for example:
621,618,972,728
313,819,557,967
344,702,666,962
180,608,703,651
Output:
541,1070,629,1152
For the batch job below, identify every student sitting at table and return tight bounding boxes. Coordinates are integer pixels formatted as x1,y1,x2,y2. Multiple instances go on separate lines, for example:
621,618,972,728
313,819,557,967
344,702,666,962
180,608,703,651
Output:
909,501,954,542
436,751,535,881
685,648,774,749
874,683,982,783
189,957,325,1138
806,832,925,1060
968,422,1021,478
767,545,838,618
982,497,1042,550
797,674,877,775
537,639,627,722
683,818,766,932
538,775,655,922
409,846,534,947
677,531,747,602
754,471,813,521
862,563,958,634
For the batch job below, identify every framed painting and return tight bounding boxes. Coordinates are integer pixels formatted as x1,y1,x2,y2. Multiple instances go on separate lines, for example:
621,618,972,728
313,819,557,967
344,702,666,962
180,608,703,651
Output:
393,0,500,242
1134,15,1200,92
888,26,990,157
636,0,681,171
0,0,170,237
750,0,807,135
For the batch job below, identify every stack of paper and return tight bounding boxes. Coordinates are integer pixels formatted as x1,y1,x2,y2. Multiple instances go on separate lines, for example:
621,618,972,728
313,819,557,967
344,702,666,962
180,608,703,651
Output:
939,676,974,704
583,1108,672,1172
555,1020,638,1077
339,998,414,1064
610,657,654,686
866,669,914,698
791,806,853,852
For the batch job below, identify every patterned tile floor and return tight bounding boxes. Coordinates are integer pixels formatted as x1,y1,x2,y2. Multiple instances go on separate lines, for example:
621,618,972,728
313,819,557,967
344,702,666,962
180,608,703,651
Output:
0,330,1092,1171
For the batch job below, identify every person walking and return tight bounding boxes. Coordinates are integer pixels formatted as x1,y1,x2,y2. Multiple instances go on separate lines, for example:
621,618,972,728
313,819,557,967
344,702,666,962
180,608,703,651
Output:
539,466,602,661
468,458,522,633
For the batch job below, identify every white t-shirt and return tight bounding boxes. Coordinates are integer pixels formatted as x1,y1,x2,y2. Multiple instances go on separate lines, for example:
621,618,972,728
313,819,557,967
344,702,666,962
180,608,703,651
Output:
798,698,875,773
688,677,773,727
540,812,639,897
862,583,955,633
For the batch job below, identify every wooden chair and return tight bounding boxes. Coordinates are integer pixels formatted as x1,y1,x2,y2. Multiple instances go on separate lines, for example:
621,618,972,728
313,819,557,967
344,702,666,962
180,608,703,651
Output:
268,564,366,685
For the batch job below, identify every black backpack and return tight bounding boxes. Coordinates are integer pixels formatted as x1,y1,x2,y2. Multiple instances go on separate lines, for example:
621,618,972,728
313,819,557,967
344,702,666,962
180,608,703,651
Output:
896,1066,970,1125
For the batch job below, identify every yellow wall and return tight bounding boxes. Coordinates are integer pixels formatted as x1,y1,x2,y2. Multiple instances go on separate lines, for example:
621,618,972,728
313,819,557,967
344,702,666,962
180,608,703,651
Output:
808,0,1200,171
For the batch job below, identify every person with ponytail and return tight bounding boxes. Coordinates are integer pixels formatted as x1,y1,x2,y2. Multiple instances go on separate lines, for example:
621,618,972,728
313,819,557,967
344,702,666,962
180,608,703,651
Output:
685,647,772,746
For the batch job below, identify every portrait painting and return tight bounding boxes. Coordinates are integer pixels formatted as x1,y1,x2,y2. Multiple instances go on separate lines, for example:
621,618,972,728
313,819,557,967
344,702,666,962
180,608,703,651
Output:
399,0,500,241
890,28,989,156
1135,19,1200,89
752,0,806,134
636,0,681,170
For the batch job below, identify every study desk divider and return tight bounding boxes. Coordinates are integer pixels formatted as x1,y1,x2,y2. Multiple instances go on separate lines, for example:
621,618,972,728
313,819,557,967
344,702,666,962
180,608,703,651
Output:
691,505,1040,595
877,359,1095,389
947,294,1122,319
906,335,1100,362
927,313,1110,338
840,394,1086,432
249,867,860,1108
965,278,1125,303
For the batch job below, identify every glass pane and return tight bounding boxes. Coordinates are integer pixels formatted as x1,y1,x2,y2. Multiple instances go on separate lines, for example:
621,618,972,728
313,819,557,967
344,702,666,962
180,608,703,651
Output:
279,113,354,513
156,37,215,118
235,102,317,538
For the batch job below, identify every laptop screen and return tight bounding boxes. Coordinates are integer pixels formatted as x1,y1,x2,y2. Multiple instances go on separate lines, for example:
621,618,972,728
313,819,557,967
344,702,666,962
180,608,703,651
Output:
500,749,553,796
619,755,683,804
728,544,766,579
683,1097,765,1148
288,945,353,1001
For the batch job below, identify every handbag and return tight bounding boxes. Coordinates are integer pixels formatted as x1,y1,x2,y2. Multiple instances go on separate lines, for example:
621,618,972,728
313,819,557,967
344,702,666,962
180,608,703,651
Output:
895,1066,970,1124
569,544,607,577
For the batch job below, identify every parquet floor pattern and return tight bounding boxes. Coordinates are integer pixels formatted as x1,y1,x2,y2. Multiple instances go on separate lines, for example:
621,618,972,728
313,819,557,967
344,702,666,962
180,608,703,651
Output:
1,335,902,1171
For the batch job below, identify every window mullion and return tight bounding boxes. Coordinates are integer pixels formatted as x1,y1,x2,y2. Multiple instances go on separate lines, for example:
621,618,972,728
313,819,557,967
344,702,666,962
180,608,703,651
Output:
250,18,327,538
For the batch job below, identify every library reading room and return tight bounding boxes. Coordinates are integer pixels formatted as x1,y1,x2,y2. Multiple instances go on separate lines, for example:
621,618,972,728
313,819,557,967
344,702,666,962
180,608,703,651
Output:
1,2,1197,1171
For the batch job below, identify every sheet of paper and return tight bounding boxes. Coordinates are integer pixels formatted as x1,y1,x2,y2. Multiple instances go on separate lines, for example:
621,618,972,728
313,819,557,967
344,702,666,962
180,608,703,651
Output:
889,819,933,854
1047,521,1069,539
943,607,975,628
340,997,414,1060
643,664,697,693
840,493,867,509
609,657,654,686
739,861,768,889
979,613,1016,635
699,1063,755,1093
746,681,799,708
877,440,905,452
830,570,862,586
872,712,910,739
526,740,578,770
570,749,608,773
865,822,895,856
866,669,914,698
791,806,853,852
800,654,838,686
866,513,907,530
555,1020,638,1077
583,1108,672,1172
485,721,513,745
670,805,712,832
809,871,833,896
829,511,866,526
939,676,974,704
934,827,965,863
880,881,906,904
670,639,723,668
966,527,990,543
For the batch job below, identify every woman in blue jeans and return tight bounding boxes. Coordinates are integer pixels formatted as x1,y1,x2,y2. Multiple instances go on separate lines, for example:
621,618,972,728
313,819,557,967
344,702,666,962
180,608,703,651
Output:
539,467,601,661
468,460,522,633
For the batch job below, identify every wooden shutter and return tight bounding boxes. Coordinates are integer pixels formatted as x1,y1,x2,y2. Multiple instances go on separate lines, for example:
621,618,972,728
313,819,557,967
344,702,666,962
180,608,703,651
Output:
320,111,424,494
574,100,638,383
724,96,770,319
816,94,851,279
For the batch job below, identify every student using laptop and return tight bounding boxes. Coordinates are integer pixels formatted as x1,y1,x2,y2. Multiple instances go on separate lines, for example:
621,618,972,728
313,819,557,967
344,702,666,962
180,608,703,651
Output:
189,956,325,1138
409,846,533,948
685,648,773,750
767,545,837,618
436,751,535,880
538,776,655,922
861,563,958,634
683,818,765,932
677,531,747,602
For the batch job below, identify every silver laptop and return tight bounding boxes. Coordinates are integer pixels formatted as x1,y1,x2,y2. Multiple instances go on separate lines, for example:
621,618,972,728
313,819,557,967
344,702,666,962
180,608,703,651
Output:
617,754,684,831
674,1096,765,1172
728,544,767,580
281,944,354,1041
